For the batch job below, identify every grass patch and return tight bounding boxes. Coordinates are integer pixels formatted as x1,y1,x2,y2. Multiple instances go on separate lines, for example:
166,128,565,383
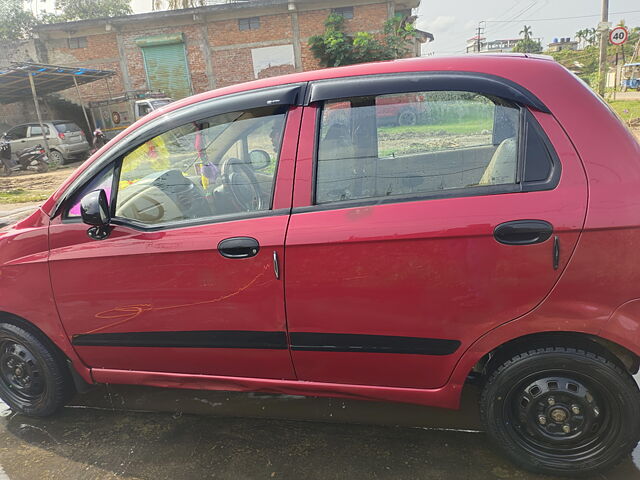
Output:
0,189,51,204
608,100,640,122
379,119,493,136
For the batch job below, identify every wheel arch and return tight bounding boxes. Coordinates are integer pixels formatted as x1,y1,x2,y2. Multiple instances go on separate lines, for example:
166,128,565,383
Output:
0,310,93,392
468,331,640,384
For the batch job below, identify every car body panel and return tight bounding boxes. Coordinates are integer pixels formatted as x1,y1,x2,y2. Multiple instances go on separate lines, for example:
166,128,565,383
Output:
284,107,587,389
0,55,638,409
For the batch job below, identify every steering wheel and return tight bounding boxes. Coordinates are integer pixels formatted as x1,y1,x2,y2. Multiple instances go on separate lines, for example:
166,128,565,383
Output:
220,157,263,212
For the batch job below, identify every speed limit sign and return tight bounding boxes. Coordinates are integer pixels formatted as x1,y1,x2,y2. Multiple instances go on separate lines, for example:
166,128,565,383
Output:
609,26,629,45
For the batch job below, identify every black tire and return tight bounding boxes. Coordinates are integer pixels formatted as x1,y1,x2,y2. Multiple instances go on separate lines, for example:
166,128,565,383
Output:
397,108,418,126
48,149,64,166
0,323,74,417
480,347,640,476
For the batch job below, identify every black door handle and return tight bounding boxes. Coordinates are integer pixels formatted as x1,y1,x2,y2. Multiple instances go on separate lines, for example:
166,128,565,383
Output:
494,220,553,245
218,237,260,259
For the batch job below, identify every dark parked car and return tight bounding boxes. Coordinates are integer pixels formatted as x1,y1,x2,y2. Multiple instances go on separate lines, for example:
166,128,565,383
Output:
1,54,640,477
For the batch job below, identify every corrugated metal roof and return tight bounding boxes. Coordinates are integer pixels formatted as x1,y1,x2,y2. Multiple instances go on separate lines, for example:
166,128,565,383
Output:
0,62,114,104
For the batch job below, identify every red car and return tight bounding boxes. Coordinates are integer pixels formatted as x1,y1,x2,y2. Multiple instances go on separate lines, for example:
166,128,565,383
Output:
1,54,639,476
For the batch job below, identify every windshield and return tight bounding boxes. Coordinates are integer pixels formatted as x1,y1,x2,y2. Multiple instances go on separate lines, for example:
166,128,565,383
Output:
54,122,81,133
151,100,172,109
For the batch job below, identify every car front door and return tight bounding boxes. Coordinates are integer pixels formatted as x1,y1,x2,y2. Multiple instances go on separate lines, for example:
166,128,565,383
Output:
48,88,303,380
285,76,588,389
5,125,29,155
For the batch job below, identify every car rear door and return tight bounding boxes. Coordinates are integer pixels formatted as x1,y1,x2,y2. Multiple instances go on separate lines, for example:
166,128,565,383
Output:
27,124,50,150
284,75,588,389
48,86,303,380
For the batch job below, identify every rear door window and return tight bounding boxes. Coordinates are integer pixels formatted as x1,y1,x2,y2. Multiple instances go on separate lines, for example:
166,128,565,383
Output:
29,125,50,137
316,91,521,204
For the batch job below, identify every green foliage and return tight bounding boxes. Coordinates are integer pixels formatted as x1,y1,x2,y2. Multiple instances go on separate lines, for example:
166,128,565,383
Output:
547,25,640,86
0,0,36,41
575,28,597,47
309,13,419,67
43,0,133,23
513,25,542,53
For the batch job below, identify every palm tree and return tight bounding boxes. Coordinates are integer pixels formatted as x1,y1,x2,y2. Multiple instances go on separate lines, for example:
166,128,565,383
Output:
520,25,532,41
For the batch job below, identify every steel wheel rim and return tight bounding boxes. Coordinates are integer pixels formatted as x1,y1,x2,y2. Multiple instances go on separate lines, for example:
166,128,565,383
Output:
502,369,622,465
398,110,417,126
0,338,46,408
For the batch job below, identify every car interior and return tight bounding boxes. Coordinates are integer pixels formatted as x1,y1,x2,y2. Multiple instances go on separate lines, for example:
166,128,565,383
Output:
113,107,285,226
316,95,520,204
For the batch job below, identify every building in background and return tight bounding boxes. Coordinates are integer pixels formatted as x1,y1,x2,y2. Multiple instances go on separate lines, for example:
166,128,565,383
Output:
465,37,519,54
3,0,427,130
547,37,579,52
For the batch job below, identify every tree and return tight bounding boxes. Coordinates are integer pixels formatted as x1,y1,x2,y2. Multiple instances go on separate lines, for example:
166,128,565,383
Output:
0,0,36,41
548,24,640,87
520,25,532,41
309,14,420,68
44,0,133,23
575,28,597,47
513,24,542,53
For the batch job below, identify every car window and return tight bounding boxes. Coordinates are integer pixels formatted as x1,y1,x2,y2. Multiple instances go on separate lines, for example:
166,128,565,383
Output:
6,125,28,140
29,125,50,137
65,164,116,218
316,91,521,205
113,105,286,226
54,122,81,133
138,103,152,117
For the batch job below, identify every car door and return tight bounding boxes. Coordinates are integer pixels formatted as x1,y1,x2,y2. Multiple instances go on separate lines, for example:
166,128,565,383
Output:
27,124,50,150
48,86,303,380
285,75,588,389
5,125,29,154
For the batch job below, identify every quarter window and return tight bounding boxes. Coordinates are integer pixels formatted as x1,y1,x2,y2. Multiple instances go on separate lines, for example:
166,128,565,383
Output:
316,91,521,204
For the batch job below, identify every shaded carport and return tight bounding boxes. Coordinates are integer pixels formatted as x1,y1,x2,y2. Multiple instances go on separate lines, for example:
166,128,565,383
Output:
0,62,115,155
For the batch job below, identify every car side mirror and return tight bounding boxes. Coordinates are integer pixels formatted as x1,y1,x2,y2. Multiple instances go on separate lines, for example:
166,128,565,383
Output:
249,149,271,171
80,189,112,240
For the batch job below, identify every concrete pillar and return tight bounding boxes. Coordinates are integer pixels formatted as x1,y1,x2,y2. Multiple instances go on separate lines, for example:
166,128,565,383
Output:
115,29,132,92
199,22,216,90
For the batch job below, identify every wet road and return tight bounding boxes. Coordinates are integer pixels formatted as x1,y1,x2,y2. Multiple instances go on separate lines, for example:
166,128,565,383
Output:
1,384,639,479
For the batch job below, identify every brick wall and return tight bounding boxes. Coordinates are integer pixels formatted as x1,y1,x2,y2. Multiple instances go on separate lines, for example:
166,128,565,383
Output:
4,0,416,127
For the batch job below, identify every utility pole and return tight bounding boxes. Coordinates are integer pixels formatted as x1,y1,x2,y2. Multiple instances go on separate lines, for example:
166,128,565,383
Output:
598,0,610,96
476,22,485,53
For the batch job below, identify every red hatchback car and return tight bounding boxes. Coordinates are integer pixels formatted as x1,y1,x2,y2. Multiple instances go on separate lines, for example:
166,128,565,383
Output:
1,54,640,476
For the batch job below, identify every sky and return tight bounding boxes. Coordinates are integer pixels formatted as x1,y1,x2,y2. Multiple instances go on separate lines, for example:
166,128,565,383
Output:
416,0,640,55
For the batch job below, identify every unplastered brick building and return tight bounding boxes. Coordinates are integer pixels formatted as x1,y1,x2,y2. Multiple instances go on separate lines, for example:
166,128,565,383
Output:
31,0,425,106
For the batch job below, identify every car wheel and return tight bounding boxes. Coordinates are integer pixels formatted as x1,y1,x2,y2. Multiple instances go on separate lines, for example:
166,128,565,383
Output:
0,323,74,417
48,149,64,166
397,109,418,126
480,346,640,476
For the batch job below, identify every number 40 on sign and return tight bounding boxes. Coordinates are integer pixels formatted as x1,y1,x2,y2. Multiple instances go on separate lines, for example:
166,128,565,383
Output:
609,26,629,46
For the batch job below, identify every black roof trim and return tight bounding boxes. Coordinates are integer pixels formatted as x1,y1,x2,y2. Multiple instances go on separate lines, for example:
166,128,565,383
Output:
305,71,551,113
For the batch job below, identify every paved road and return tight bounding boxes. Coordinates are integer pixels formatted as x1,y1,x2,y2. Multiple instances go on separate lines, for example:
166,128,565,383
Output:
0,383,638,480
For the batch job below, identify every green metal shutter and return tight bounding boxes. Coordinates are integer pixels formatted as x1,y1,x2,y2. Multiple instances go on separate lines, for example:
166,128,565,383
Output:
141,43,192,100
